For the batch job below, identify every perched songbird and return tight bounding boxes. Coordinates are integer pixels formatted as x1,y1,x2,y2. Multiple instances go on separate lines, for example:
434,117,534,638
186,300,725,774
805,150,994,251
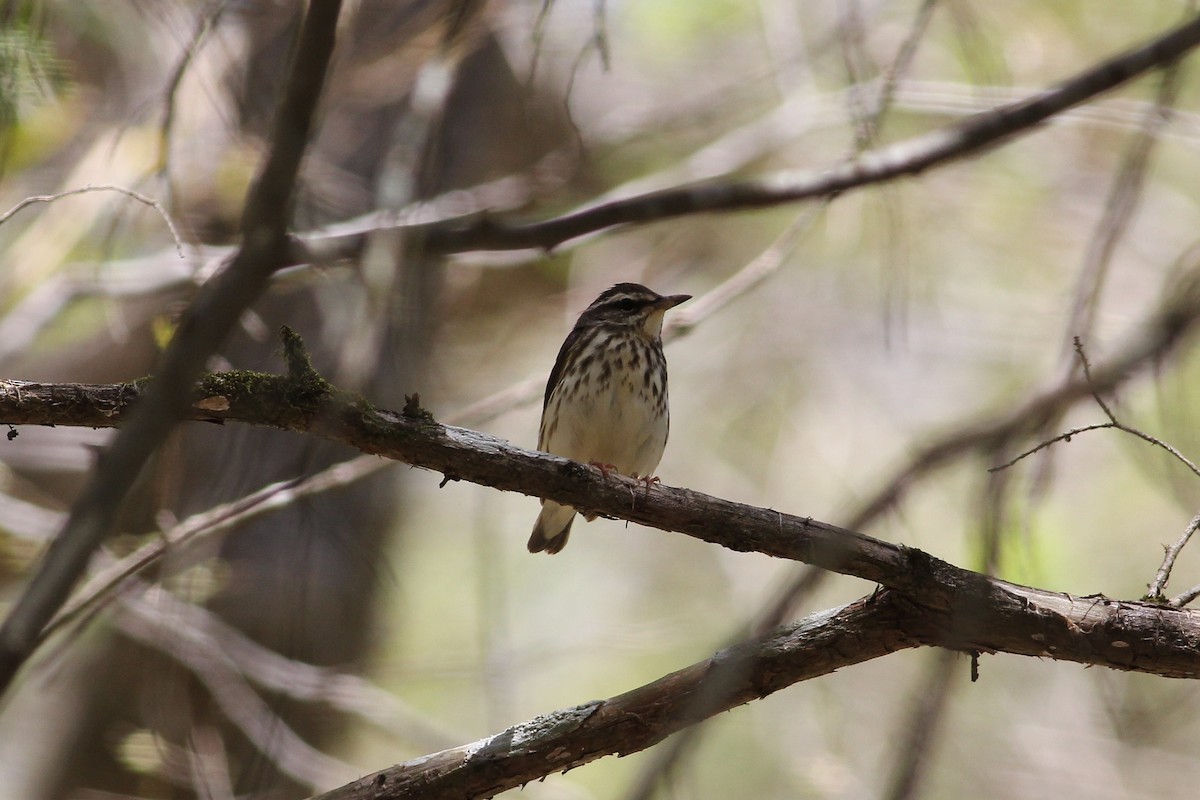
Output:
528,283,691,554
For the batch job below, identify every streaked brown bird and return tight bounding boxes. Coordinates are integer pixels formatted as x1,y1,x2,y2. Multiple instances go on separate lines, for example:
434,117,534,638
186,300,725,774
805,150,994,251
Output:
528,283,691,554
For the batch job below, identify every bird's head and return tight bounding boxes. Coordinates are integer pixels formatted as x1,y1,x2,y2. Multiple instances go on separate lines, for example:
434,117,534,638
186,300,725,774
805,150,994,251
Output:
580,283,691,338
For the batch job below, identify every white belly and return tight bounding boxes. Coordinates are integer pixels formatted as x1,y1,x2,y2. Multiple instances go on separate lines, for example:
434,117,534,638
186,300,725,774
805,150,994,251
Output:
541,347,669,477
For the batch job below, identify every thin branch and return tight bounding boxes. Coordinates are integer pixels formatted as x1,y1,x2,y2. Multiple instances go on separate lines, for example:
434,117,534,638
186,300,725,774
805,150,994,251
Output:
1076,338,1200,474
119,574,462,754
995,339,1200,477
988,423,1118,472
14,71,1200,353
872,0,940,130
0,0,345,698
846,256,1200,528
1152,509,1200,601
0,184,186,258
17,472,462,752
837,0,876,150
46,474,304,640
42,456,384,645
991,337,1200,597
14,66,1200,364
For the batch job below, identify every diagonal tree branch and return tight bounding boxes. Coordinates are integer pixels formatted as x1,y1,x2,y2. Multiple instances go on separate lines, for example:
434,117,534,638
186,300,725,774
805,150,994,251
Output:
298,11,1200,259
5,368,1200,679
0,0,345,697
308,583,1200,800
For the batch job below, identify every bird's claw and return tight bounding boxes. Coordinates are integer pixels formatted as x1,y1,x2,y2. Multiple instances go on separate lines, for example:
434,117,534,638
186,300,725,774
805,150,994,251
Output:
588,461,619,479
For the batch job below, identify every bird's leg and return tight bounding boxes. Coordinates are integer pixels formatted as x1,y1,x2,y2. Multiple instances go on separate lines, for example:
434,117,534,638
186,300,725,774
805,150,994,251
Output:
588,461,619,479
630,473,661,502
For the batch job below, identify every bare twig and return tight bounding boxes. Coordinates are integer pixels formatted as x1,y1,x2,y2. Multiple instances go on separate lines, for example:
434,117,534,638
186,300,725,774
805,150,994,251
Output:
1009,419,1200,479
988,423,1119,472
997,339,1200,476
1170,582,1200,607
1151,509,1200,601
42,465,371,644
17,471,461,752
873,0,941,132
13,70,1200,366
13,72,1200,351
991,337,1200,598
843,260,1200,530
121,575,461,753
0,184,186,258
1076,334,1121,423
837,0,876,150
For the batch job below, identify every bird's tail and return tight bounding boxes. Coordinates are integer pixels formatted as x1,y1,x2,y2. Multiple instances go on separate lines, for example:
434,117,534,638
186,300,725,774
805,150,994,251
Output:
528,501,576,554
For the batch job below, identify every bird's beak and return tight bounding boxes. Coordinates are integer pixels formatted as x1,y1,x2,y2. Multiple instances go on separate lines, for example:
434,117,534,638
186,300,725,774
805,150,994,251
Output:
657,294,691,310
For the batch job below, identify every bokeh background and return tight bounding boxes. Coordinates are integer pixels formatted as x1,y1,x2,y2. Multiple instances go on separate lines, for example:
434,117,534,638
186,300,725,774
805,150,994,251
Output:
2,1,1200,798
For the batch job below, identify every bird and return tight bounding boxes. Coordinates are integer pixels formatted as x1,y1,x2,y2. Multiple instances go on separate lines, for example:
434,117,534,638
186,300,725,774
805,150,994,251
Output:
528,283,691,554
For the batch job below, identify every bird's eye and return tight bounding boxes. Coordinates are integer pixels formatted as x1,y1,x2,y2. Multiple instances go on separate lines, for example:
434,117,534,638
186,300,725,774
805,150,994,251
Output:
615,299,637,311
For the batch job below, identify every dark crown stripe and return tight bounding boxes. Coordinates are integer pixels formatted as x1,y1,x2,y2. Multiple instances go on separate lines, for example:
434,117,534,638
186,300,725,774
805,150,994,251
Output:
587,283,660,313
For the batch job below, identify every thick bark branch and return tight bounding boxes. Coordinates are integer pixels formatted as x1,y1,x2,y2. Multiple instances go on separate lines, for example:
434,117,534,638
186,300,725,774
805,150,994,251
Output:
3,360,1200,682
314,593,916,800
308,585,1200,800
5,252,1199,608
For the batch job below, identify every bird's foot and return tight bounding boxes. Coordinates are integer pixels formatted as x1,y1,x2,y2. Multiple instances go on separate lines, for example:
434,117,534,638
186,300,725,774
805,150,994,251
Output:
588,461,619,479
629,473,661,503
